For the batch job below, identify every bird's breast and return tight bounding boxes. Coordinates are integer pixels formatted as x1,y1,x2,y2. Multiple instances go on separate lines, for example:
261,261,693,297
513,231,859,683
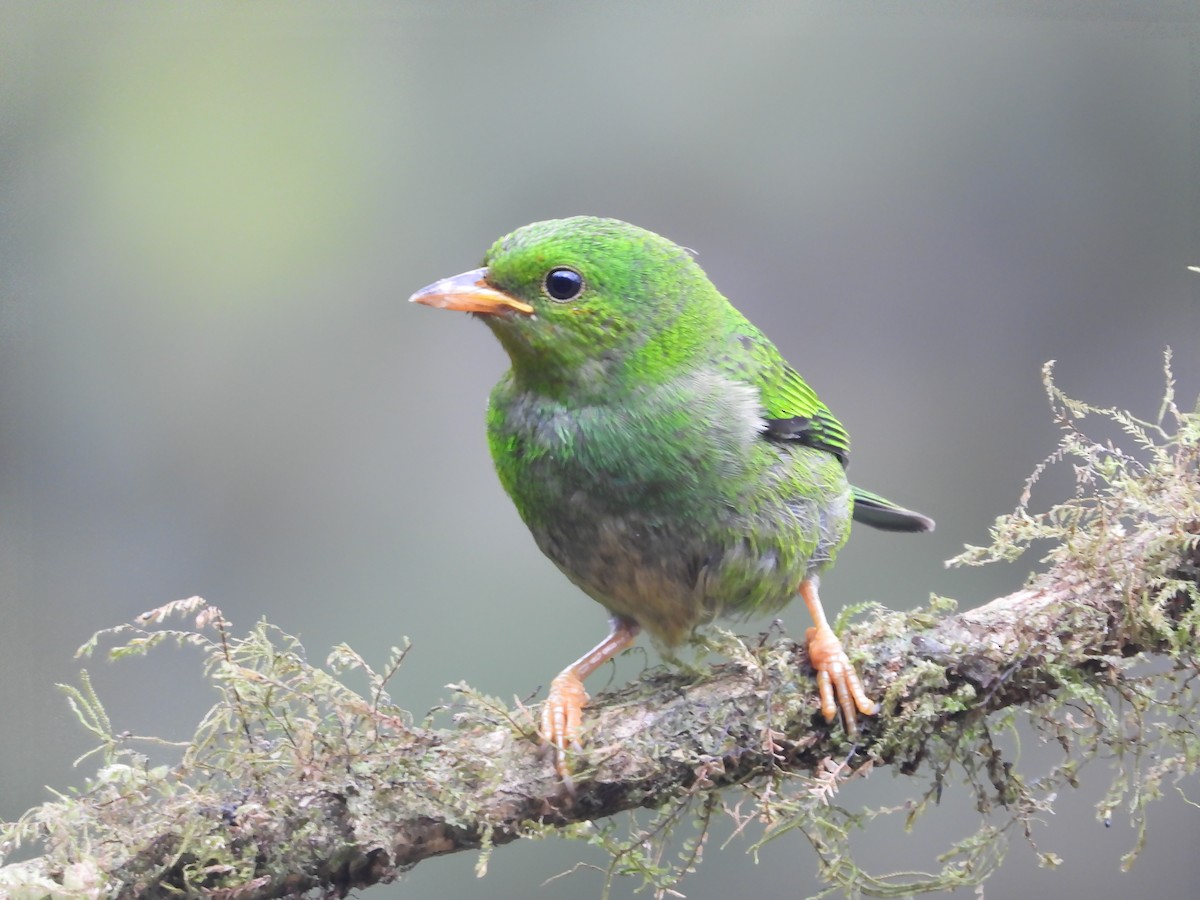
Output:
488,371,762,515
485,371,851,645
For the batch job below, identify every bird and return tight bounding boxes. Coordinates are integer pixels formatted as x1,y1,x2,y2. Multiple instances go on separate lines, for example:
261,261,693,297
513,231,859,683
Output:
409,216,933,779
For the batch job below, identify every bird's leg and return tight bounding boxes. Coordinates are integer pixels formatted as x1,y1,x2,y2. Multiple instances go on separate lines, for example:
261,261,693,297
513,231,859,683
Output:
801,578,878,735
541,616,640,780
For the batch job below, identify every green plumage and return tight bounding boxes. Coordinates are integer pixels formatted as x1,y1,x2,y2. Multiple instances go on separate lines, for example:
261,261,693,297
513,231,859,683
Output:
433,216,932,648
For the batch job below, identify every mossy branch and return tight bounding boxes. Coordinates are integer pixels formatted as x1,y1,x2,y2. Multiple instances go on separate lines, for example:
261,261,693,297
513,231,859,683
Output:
2,356,1198,900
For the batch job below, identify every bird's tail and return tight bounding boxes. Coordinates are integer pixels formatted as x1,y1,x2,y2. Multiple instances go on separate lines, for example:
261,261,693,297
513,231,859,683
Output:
851,486,935,533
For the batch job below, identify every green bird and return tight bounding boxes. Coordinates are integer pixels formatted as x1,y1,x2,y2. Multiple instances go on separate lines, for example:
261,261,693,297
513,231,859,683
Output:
410,217,932,777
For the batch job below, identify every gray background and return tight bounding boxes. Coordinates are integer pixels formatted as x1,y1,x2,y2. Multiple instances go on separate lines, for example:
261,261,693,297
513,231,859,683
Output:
2,3,1198,898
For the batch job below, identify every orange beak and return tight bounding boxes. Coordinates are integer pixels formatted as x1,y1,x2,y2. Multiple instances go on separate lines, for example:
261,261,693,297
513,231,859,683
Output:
408,267,534,316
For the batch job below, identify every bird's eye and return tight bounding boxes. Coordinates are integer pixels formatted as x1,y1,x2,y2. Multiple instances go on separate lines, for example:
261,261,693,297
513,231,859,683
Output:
543,267,584,302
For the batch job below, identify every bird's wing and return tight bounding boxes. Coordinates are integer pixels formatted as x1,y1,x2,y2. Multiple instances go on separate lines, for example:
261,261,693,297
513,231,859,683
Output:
716,325,851,466
758,363,851,466
756,361,936,532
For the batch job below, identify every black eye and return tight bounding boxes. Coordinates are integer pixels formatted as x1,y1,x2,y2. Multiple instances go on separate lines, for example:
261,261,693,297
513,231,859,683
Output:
543,267,584,302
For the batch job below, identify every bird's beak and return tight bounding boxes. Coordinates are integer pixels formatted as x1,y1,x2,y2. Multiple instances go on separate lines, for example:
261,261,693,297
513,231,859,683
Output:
408,267,534,316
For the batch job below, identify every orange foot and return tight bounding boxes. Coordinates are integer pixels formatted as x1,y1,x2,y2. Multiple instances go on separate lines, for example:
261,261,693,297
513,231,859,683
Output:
540,617,640,785
801,579,878,735
541,669,587,769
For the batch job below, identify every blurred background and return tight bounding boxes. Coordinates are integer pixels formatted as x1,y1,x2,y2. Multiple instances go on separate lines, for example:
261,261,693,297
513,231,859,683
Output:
2,3,1198,897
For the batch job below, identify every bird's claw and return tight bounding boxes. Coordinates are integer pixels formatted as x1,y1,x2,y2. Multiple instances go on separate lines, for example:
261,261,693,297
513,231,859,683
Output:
541,670,588,785
805,623,878,736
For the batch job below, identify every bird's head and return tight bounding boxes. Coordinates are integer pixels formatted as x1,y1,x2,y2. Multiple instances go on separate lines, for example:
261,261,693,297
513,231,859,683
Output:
410,217,723,401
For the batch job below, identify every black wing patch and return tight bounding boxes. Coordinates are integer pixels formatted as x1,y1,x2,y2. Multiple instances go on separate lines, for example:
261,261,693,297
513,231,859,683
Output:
763,413,850,467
